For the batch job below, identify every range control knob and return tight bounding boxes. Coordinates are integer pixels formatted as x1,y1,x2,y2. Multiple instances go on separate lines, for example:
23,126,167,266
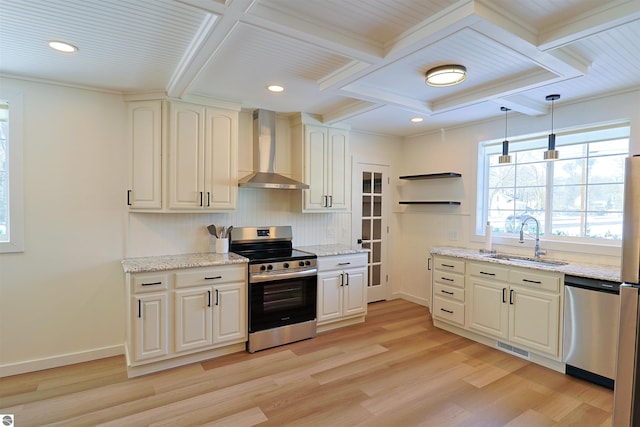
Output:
267,264,273,270
260,265,266,271
283,262,290,269
298,261,305,267
305,260,311,266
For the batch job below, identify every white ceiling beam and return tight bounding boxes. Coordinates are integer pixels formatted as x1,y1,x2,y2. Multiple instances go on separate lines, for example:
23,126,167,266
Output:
167,0,257,98
491,95,547,116
322,101,383,125
538,0,640,51
340,83,431,114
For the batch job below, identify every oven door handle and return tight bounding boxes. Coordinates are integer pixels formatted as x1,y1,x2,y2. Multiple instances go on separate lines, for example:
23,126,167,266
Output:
250,268,318,283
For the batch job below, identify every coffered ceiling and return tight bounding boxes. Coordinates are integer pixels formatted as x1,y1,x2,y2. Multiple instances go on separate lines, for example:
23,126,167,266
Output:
1,0,639,136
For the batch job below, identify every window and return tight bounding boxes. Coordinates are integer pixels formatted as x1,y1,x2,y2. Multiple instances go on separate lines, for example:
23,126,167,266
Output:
478,124,629,244
0,89,24,253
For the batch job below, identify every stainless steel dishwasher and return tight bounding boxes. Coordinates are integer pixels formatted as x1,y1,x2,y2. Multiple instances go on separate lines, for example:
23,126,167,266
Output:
563,275,620,389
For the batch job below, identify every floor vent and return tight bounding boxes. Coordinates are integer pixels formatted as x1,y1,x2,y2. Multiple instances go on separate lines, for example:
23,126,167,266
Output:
496,341,530,359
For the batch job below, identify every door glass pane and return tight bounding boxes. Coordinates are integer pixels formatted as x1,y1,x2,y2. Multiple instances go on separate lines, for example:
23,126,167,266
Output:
362,196,371,216
362,219,371,240
373,172,382,194
373,219,381,239
373,242,381,262
371,265,381,286
362,172,371,193
373,195,381,216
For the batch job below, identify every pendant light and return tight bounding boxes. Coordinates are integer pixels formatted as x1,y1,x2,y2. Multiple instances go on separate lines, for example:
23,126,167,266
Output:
544,94,560,161
499,107,512,164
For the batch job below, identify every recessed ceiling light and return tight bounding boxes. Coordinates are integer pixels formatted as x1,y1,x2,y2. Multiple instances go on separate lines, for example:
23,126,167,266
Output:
410,117,424,123
425,64,466,87
48,40,78,53
267,84,284,93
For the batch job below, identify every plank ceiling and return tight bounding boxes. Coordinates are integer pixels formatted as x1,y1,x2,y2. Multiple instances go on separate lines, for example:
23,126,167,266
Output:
1,0,639,136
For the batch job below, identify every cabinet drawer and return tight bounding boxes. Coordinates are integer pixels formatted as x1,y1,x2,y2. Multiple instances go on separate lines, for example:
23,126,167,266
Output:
318,253,368,271
433,296,465,326
434,282,465,302
433,257,465,274
509,269,560,293
132,272,169,293
175,265,246,288
433,271,465,288
468,262,509,282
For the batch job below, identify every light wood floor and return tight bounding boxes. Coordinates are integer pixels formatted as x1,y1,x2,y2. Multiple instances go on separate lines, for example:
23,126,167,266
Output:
1,299,613,426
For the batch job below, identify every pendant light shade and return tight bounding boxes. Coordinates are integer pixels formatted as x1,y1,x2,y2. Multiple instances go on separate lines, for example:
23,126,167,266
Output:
498,107,512,164
544,94,560,161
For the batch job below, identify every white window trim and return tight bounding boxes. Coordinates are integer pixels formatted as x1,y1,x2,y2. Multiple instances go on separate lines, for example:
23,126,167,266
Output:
474,122,629,259
0,89,24,253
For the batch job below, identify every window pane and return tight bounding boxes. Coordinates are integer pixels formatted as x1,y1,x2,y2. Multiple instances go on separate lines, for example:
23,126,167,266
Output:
489,163,515,188
586,212,624,239
588,155,625,184
587,184,624,212
553,159,584,185
589,139,628,156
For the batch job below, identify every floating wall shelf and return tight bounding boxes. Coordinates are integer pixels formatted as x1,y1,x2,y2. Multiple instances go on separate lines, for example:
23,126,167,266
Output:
398,172,462,205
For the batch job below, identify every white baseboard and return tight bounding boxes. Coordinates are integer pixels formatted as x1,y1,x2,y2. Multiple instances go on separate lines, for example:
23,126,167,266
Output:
0,344,124,378
390,292,429,308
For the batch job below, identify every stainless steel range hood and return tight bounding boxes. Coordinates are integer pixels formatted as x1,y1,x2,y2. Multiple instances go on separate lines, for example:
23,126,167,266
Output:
238,109,309,190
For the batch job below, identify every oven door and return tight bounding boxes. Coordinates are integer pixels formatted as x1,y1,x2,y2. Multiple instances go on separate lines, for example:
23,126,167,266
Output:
249,273,317,333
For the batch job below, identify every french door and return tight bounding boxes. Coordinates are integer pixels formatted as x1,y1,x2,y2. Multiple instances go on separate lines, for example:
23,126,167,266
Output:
352,162,389,303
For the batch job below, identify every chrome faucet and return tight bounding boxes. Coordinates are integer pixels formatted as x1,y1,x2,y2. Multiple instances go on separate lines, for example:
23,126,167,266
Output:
519,216,547,259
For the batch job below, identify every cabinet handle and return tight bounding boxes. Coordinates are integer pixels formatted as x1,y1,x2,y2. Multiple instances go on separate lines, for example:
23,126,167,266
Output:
428,258,432,271
141,281,162,286
205,276,223,280
441,277,454,282
215,289,219,306
338,262,351,266
207,192,211,207
522,279,542,284
345,272,349,286
509,289,514,304
328,195,333,207
480,271,496,276
138,299,141,318
441,264,454,269
340,273,344,287
441,290,454,295
440,308,454,314
127,190,132,206
200,192,204,207
502,288,507,303
208,290,211,307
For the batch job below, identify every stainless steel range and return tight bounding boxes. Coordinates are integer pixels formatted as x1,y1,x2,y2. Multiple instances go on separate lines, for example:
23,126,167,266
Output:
229,226,317,353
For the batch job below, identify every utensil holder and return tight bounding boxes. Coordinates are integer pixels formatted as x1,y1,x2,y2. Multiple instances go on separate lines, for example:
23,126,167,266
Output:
215,238,229,254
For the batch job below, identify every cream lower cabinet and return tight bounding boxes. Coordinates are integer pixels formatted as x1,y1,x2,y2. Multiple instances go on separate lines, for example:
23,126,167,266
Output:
431,256,466,327
467,262,561,358
125,264,247,377
317,253,368,331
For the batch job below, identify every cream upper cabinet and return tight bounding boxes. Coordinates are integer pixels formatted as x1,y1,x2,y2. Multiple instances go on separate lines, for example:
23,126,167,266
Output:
127,100,162,209
168,102,238,211
291,115,351,212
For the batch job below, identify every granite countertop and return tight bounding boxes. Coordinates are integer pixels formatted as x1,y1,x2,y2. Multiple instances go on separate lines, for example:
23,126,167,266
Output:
431,246,621,282
296,244,370,257
122,252,248,273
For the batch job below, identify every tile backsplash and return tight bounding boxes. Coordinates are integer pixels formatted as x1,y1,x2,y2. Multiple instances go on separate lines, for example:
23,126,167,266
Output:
126,188,352,258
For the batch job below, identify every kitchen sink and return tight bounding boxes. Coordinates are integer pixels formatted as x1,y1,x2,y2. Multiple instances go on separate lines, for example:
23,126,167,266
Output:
487,253,569,267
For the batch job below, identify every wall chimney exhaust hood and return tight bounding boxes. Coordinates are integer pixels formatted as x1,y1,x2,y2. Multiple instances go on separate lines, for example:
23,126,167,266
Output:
238,109,309,190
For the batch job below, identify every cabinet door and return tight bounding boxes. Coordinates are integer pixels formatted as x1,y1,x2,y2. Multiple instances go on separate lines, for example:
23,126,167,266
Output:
127,101,162,209
204,108,237,210
343,267,367,317
133,293,168,361
326,128,350,210
174,287,213,353
168,102,205,209
317,271,342,323
509,285,560,356
468,277,508,340
213,282,246,346
305,125,327,210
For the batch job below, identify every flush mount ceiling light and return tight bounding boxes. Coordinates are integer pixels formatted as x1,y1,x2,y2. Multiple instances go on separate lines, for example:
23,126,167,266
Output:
425,64,466,87
544,94,560,161
410,117,424,123
48,40,78,53
266,84,284,93
499,107,512,164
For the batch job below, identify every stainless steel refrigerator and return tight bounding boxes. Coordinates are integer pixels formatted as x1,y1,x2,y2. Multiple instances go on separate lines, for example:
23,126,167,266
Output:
613,154,640,426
